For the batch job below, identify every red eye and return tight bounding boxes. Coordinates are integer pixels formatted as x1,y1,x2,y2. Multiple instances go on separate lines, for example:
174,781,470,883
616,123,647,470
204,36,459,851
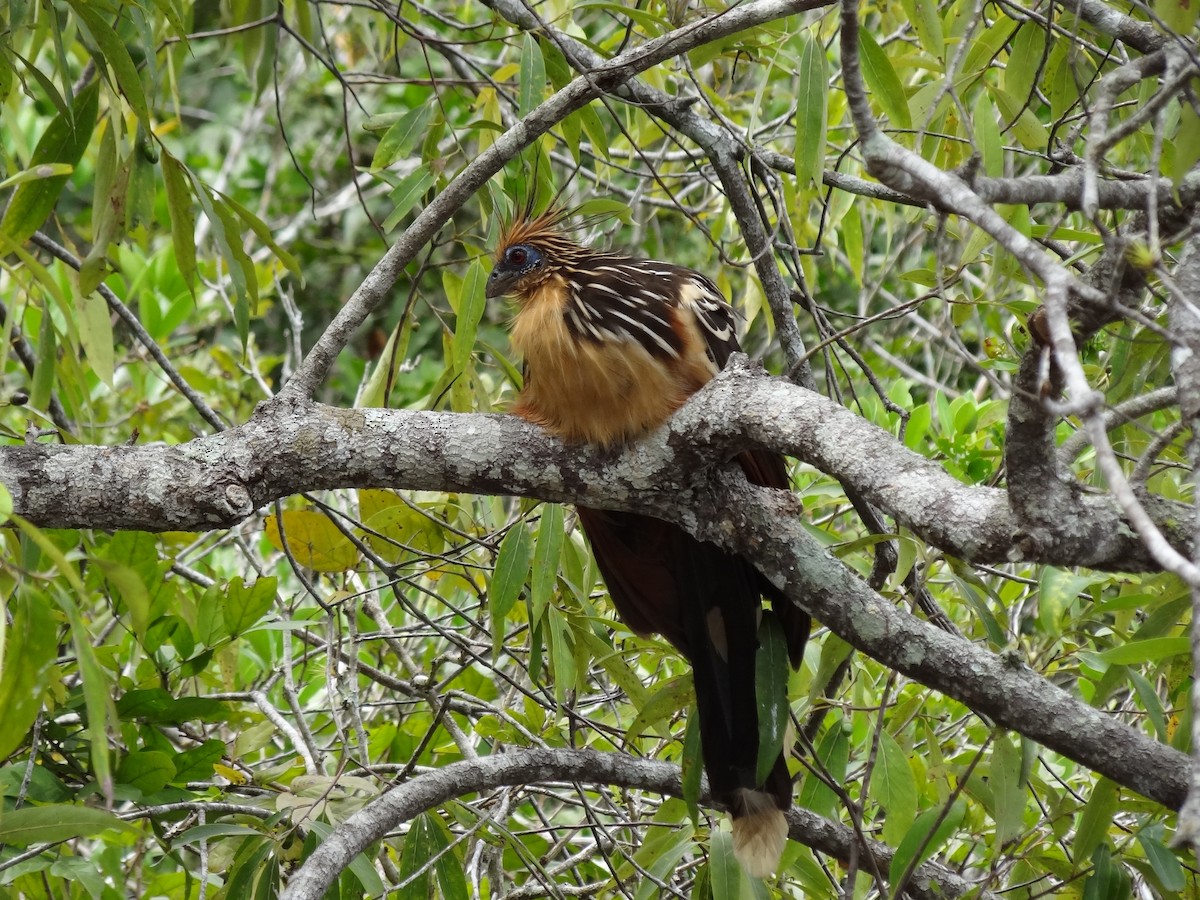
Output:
507,247,527,266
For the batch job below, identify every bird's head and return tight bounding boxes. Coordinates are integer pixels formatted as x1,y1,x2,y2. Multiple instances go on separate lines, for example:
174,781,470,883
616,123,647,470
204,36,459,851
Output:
485,241,547,300
485,206,585,301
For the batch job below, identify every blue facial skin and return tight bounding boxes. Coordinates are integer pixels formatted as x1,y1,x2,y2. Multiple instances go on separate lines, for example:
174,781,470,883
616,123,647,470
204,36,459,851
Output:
486,244,545,298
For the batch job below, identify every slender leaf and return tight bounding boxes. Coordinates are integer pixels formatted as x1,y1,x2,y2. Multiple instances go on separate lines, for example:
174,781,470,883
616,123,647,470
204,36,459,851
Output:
491,523,532,655
0,590,56,761
755,612,790,784
868,731,918,846
0,805,136,846
1075,778,1120,864
794,34,827,188
69,3,151,125
529,503,564,621
888,798,967,887
858,30,911,129
1,80,98,242
372,103,437,170
518,33,546,118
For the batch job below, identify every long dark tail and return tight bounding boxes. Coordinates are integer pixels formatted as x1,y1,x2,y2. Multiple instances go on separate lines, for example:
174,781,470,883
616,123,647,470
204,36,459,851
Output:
671,527,794,877
576,494,808,876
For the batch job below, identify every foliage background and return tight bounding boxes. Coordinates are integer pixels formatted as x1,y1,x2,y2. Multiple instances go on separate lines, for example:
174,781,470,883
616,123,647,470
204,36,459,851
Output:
0,0,1198,898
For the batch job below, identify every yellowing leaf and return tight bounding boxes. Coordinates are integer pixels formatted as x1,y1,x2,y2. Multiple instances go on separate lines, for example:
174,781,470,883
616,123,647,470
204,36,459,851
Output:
77,291,114,388
265,510,359,572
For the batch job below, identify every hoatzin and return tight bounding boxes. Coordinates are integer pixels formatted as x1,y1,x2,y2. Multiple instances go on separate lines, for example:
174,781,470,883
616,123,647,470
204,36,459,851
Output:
486,207,808,877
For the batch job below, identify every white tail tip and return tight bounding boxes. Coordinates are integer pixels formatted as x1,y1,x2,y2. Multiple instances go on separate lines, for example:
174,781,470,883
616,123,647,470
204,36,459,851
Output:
730,796,788,878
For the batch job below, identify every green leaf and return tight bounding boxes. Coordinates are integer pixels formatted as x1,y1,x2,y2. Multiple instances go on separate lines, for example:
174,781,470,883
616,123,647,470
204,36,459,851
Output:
518,33,546,118
491,524,532,656
754,612,790,784
627,676,694,742
858,30,911,130
453,258,487,372
868,731,918,846
224,835,276,900
1074,778,1120,864
571,198,634,223
1154,0,1199,35
899,0,945,61
222,576,279,636
840,206,864,284
95,558,151,637
161,151,198,300
218,189,302,278
0,80,98,243
708,829,742,900
116,750,176,795
0,591,57,760
428,814,469,900
631,813,695,900
794,34,827,188
797,721,848,819
990,86,1050,152
1005,24,1045,104
990,731,1024,846
682,711,703,825
546,604,576,705
29,309,56,420
1083,843,1131,900
1098,637,1191,665
11,517,117,798
0,162,74,192
76,290,115,388
116,689,228,724
972,91,1003,178
396,813,438,900
170,739,226,783
529,504,564,621
1136,824,1185,892
372,103,437,171
1170,104,1200,187
888,798,967,886
69,3,151,126
382,168,435,231
962,15,1017,77
0,804,136,846
1037,568,1091,635
150,0,190,47
175,823,264,845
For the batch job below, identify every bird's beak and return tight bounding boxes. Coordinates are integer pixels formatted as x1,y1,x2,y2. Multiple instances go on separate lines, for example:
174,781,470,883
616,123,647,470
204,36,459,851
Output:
485,268,517,300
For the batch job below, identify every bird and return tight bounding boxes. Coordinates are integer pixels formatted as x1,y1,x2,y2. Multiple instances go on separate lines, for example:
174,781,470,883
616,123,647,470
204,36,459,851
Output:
485,204,809,878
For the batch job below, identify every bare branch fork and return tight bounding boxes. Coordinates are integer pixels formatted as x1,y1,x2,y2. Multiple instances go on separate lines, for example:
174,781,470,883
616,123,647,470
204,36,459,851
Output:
836,0,1200,586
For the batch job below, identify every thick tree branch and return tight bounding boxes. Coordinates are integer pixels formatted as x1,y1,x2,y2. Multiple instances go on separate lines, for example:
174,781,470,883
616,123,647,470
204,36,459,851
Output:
279,747,993,900
2,365,1190,811
4,363,1181,569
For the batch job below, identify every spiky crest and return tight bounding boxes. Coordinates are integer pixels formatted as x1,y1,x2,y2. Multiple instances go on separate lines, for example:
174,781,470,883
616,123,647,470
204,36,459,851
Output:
494,205,595,266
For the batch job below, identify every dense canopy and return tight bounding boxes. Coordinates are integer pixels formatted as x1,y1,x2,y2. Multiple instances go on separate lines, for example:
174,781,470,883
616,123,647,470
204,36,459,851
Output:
1,0,1199,898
